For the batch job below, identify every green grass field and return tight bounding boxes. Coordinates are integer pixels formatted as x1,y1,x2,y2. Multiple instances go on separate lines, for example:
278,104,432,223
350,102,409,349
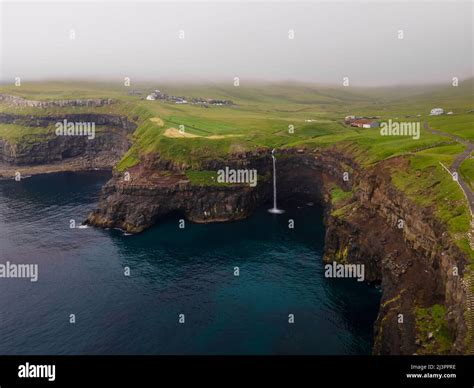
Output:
1,79,473,258
460,158,474,191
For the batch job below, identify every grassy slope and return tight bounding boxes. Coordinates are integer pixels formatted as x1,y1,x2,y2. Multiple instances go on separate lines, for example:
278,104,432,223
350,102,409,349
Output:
415,304,453,354
460,158,474,191
392,143,472,253
0,80,473,259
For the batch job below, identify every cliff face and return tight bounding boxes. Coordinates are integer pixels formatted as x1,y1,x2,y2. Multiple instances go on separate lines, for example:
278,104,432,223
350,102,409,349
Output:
86,151,272,233
324,157,470,355
85,148,346,232
0,113,136,165
86,148,471,355
86,174,268,233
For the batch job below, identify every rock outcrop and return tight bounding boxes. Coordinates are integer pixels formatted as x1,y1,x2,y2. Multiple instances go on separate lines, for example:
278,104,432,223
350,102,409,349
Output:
0,113,136,165
86,151,272,233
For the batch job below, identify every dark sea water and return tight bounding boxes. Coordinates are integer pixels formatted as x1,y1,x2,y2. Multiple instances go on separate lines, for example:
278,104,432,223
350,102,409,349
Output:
0,171,380,355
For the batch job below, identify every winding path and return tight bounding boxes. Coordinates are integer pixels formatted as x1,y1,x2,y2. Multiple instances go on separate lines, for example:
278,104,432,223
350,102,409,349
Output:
424,122,474,216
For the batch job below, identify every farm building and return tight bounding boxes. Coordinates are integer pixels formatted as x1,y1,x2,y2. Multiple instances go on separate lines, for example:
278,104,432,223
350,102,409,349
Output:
430,108,444,115
350,119,379,128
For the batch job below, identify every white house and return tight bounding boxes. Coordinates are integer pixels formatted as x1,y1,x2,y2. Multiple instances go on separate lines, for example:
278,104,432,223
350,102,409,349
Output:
146,94,156,101
344,115,356,123
430,108,444,116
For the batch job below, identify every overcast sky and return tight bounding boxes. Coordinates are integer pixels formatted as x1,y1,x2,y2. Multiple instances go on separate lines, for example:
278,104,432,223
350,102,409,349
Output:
0,0,472,86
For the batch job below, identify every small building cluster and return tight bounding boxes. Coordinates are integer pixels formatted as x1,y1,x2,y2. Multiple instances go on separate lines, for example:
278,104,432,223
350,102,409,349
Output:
190,98,234,106
146,90,187,104
145,89,233,106
344,115,379,128
343,108,454,130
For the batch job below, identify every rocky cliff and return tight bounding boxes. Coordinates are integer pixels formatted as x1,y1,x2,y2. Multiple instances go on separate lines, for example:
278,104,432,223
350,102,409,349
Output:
324,157,470,355
86,151,272,233
0,113,136,165
86,148,471,355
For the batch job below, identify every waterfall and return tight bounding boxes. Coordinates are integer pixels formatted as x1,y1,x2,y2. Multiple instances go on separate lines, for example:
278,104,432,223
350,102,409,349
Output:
268,149,284,214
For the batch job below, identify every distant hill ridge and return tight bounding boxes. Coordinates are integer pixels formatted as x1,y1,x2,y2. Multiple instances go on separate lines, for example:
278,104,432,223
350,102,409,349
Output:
0,93,114,108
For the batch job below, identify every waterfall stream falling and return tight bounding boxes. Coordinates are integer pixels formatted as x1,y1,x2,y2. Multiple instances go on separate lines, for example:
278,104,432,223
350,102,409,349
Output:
268,149,284,214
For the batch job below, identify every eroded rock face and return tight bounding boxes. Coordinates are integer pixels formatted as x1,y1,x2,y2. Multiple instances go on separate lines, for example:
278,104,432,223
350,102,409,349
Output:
86,148,471,355
86,174,268,233
0,113,136,165
324,158,470,355
86,151,273,233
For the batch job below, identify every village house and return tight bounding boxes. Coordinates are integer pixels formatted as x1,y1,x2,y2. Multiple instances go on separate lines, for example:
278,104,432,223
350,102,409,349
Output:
344,115,356,124
350,119,379,128
430,108,444,115
146,90,163,101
